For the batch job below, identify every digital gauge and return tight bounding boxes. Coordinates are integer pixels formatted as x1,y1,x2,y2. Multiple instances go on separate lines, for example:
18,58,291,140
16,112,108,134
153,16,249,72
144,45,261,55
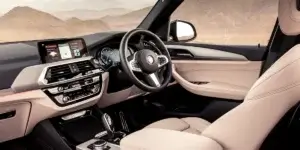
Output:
100,47,120,66
97,45,133,69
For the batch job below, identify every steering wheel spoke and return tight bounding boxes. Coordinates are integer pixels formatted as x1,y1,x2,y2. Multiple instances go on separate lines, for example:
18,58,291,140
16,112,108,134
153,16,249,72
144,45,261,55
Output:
128,53,142,72
145,73,161,87
157,55,169,68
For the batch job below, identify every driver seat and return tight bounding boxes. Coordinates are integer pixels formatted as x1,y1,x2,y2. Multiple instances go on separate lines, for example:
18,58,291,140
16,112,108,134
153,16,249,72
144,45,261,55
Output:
120,0,300,149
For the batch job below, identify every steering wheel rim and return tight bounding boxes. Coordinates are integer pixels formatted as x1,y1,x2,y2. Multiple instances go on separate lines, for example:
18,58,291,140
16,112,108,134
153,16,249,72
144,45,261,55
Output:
119,29,172,92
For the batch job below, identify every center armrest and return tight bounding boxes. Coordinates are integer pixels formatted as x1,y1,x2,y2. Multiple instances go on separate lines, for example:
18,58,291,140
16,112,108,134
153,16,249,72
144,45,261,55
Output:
120,128,223,150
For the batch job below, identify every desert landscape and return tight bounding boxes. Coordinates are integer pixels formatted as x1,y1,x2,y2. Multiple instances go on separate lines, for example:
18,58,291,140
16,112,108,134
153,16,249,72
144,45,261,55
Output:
172,0,278,45
0,0,278,45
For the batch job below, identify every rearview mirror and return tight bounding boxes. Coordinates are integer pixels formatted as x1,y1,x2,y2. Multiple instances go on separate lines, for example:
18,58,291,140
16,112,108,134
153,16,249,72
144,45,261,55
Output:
170,20,197,42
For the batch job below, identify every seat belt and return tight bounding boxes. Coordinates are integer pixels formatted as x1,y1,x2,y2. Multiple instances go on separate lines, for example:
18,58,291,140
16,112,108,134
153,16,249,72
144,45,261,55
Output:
260,21,297,75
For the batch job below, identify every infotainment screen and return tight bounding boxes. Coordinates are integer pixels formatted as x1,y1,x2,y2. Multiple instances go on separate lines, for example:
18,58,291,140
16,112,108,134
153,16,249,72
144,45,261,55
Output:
38,38,88,63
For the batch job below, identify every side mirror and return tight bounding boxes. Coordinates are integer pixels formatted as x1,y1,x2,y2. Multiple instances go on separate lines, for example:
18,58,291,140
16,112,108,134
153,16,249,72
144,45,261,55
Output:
170,20,197,42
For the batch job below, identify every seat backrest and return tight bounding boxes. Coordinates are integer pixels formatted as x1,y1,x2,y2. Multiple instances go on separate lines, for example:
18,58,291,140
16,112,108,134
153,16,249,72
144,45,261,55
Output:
201,0,300,149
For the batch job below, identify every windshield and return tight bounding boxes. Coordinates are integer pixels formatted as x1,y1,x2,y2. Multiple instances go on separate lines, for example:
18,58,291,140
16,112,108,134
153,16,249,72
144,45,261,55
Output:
0,0,156,43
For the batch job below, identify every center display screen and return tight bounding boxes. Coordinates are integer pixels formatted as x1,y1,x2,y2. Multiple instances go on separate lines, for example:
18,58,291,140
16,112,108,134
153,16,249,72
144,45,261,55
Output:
38,38,88,63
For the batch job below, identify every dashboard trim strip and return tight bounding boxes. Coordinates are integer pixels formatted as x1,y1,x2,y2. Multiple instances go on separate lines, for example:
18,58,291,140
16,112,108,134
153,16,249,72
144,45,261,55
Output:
11,57,104,93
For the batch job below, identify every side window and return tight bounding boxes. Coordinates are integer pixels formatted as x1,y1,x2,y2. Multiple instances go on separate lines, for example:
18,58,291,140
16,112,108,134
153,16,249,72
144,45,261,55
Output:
171,0,278,46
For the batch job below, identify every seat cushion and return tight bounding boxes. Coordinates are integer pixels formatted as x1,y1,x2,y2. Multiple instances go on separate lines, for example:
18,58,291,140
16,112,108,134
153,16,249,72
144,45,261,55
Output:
145,117,211,135
121,128,223,150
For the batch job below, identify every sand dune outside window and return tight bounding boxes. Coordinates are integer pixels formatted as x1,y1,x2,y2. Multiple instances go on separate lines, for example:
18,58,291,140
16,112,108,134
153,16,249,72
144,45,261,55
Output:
0,0,156,43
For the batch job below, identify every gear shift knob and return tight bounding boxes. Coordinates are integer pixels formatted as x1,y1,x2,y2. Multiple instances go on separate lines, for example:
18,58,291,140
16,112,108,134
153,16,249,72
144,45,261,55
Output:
101,113,114,136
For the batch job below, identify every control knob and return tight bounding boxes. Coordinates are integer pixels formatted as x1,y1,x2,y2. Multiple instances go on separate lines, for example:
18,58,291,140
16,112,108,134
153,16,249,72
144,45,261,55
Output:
93,139,108,150
57,86,64,92
62,96,70,103
90,85,100,93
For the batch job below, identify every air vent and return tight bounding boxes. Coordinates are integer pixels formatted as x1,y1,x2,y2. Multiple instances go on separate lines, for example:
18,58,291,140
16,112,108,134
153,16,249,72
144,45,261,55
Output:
45,64,72,83
76,61,95,72
45,60,96,84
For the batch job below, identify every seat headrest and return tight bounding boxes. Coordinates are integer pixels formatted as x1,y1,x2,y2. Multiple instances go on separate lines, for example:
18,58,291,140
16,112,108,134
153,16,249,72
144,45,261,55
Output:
279,0,300,35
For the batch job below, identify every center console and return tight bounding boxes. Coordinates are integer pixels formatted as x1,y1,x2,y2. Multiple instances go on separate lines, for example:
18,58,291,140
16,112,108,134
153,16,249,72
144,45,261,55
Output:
75,113,125,150
41,59,103,106
36,38,103,106
29,107,127,150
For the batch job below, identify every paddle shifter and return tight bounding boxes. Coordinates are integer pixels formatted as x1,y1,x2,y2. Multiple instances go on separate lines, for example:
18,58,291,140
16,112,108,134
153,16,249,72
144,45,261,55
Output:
101,113,115,138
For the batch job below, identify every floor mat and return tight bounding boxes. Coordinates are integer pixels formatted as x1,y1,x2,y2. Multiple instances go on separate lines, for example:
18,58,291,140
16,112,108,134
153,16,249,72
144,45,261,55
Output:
0,138,28,150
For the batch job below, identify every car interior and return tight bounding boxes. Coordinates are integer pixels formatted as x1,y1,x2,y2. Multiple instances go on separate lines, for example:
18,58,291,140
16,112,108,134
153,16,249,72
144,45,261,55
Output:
2,0,300,149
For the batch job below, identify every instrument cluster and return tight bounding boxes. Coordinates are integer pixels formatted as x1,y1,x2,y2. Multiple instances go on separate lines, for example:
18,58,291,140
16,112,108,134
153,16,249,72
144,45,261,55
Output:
96,43,134,69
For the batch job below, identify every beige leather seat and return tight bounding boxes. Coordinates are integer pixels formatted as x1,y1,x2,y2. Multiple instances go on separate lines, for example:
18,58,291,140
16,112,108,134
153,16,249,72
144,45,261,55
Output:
120,0,300,149
145,117,211,135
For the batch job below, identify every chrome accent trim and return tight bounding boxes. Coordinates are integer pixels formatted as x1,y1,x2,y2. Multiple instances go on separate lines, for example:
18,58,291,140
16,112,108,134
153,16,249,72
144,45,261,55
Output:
61,110,87,120
148,73,161,87
94,131,108,139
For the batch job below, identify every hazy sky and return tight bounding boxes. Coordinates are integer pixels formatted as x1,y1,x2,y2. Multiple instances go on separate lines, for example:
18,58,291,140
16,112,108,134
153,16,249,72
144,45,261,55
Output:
0,0,157,13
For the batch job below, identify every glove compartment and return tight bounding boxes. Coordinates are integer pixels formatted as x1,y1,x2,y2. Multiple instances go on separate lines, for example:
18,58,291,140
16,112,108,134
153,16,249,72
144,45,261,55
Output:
0,102,31,143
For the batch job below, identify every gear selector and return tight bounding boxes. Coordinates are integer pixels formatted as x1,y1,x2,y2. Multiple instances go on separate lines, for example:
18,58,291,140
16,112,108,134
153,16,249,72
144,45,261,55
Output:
101,113,114,138
77,113,125,150
98,113,126,145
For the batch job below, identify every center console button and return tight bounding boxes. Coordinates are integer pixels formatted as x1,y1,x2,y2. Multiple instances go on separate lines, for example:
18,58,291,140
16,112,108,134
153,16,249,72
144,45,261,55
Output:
93,76,100,82
84,78,93,85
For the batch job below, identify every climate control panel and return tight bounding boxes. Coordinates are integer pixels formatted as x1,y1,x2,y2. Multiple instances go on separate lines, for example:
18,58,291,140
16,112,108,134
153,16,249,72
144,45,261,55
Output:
43,75,102,106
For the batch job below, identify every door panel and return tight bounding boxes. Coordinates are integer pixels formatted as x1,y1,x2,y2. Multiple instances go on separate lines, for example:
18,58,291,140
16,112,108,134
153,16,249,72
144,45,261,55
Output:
167,45,248,60
167,41,265,100
172,60,262,100
167,43,266,61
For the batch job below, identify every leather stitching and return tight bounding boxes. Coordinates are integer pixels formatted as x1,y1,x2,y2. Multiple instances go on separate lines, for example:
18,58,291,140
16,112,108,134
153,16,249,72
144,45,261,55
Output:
250,53,300,92
248,81,300,101
180,119,192,131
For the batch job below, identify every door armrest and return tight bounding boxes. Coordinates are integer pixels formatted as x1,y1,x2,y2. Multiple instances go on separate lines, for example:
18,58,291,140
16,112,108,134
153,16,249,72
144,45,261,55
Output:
172,64,247,100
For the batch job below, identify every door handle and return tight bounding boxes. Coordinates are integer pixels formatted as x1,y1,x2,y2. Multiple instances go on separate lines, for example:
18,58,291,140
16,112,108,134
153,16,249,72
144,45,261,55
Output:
169,48,194,59
0,110,16,120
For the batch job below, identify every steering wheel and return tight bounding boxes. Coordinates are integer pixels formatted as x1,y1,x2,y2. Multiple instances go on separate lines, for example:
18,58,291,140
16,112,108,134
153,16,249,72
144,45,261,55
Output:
119,29,172,92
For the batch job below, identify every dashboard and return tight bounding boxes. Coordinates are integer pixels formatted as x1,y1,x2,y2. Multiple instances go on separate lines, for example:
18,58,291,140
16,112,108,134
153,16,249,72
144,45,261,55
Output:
0,32,154,143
